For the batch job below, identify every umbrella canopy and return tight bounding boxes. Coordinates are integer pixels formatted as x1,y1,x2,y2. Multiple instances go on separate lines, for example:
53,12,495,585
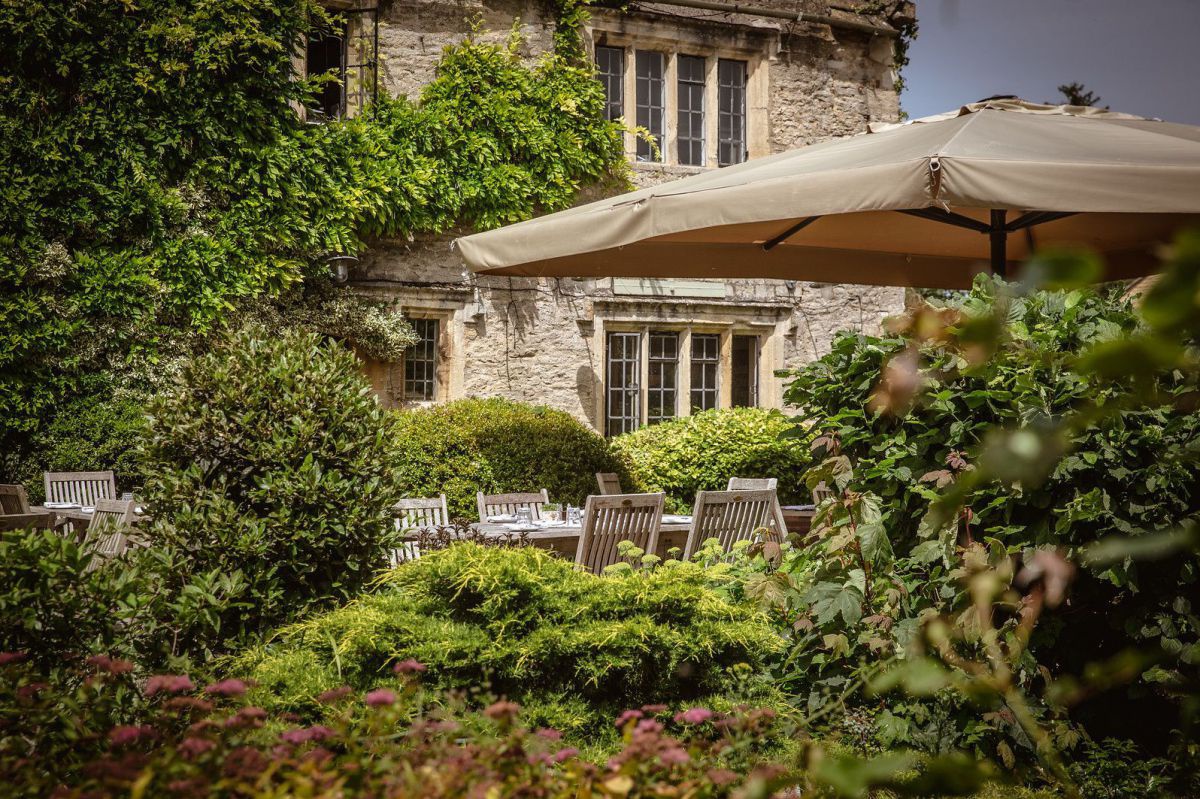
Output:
454,99,1200,288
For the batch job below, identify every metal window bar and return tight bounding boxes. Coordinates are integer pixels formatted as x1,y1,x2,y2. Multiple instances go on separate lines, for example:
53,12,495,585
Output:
690,333,720,411
676,55,706,167
606,332,641,436
717,59,747,166
404,318,438,401
731,335,759,407
647,332,679,424
595,45,625,122
635,51,666,162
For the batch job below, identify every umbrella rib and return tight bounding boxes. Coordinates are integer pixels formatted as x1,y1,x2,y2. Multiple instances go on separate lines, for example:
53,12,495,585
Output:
898,208,992,234
762,216,820,251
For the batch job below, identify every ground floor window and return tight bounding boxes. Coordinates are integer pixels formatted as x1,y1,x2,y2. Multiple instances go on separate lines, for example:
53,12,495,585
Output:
404,318,439,401
604,326,764,436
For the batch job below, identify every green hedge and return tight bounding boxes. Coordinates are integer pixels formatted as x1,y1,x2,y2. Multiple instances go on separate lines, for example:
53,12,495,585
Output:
391,398,629,519
235,543,784,742
611,408,812,512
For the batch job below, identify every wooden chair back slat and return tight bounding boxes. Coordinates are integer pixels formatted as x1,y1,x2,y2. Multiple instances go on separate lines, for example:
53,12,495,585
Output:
0,512,53,532
477,490,549,522
575,493,664,574
43,471,116,506
595,472,623,496
684,489,779,559
812,481,835,504
0,484,30,515
83,499,135,567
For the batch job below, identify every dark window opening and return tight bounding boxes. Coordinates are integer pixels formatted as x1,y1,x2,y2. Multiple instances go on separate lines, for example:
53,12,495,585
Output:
731,335,759,407
306,19,348,121
596,45,625,122
718,59,747,166
635,51,666,162
647,332,679,424
690,333,720,412
606,332,641,436
404,319,439,401
677,55,706,167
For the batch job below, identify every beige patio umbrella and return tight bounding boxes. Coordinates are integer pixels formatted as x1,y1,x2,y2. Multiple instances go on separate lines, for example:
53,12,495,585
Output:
454,99,1200,289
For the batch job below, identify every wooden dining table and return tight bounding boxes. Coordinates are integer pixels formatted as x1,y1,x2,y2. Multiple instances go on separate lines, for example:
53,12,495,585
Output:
416,506,816,561
30,505,150,533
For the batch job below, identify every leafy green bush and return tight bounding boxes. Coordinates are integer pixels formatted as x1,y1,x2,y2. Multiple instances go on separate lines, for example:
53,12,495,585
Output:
611,408,812,512
235,543,783,741
0,528,152,668
138,327,401,658
391,398,630,518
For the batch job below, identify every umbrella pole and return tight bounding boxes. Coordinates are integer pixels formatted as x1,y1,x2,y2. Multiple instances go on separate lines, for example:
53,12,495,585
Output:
990,209,1008,278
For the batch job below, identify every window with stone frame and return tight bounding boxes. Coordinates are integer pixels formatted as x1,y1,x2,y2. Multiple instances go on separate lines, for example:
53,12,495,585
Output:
593,34,762,169
403,318,439,401
602,325,764,435
634,50,666,162
306,18,348,120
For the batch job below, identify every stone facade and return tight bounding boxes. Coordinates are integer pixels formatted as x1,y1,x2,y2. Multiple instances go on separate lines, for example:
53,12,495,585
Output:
337,0,912,434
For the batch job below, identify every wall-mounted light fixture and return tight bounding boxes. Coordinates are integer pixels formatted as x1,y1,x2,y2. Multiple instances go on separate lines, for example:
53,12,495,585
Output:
326,254,359,284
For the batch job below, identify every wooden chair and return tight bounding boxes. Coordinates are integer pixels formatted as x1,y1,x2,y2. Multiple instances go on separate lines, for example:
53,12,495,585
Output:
391,495,450,565
596,472,623,496
0,512,54,532
812,481,835,504
0,484,31,514
575,492,664,574
727,477,777,491
683,488,780,559
43,471,116,506
728,478,788,538
477,489,549,522
83,498,136,566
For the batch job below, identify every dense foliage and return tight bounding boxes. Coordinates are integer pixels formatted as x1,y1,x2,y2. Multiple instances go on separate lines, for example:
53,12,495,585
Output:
236,543,784,744
392,397,630,518
612,408,813,511
138,328,401,660
0,0,625,481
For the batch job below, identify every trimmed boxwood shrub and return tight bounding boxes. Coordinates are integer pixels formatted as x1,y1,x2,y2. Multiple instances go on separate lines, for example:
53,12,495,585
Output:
234,543,784,742
391,398,630,518
611,408,812,512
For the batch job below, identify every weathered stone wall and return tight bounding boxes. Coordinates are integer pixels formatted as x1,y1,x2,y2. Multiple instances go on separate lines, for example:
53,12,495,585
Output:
354,0,908,427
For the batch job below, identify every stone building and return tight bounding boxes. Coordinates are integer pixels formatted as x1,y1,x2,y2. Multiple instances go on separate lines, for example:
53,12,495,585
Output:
307,0,913,435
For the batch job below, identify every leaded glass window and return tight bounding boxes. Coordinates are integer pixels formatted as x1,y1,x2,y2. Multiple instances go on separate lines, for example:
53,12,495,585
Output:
717,59,747,166
404,318,439,401
606,332,641,436
635,51,666,162
595,45,625,122
676,55,706,167
647,332,679,424
690,333,720,411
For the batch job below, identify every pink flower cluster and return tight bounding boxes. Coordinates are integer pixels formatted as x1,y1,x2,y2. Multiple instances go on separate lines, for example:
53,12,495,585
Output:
145,674,194,696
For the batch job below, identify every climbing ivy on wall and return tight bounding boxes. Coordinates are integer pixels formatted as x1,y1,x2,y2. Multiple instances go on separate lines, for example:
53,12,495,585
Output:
0,0,625,474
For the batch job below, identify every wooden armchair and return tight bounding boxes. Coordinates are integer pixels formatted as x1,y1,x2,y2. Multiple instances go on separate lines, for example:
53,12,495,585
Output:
575,492,664,574
0,512,54,532
391,495,450,565
683,488,780,559
477,489,549,522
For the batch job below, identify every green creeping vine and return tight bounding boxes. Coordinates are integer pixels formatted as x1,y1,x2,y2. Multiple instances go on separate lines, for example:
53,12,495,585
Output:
0,0,625,473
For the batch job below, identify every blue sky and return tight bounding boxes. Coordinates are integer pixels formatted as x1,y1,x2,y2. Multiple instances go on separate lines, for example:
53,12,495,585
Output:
901,0,1200,124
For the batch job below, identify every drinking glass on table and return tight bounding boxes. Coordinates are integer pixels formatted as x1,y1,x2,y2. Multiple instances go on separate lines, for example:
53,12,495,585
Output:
516,507,533,527
567,505,582,527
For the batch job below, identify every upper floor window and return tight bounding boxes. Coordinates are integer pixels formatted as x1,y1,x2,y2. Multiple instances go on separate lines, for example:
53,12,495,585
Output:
594,37,757,169
596,45,625,122
717,59,748,166
634,51,666,162
306,20,348,121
